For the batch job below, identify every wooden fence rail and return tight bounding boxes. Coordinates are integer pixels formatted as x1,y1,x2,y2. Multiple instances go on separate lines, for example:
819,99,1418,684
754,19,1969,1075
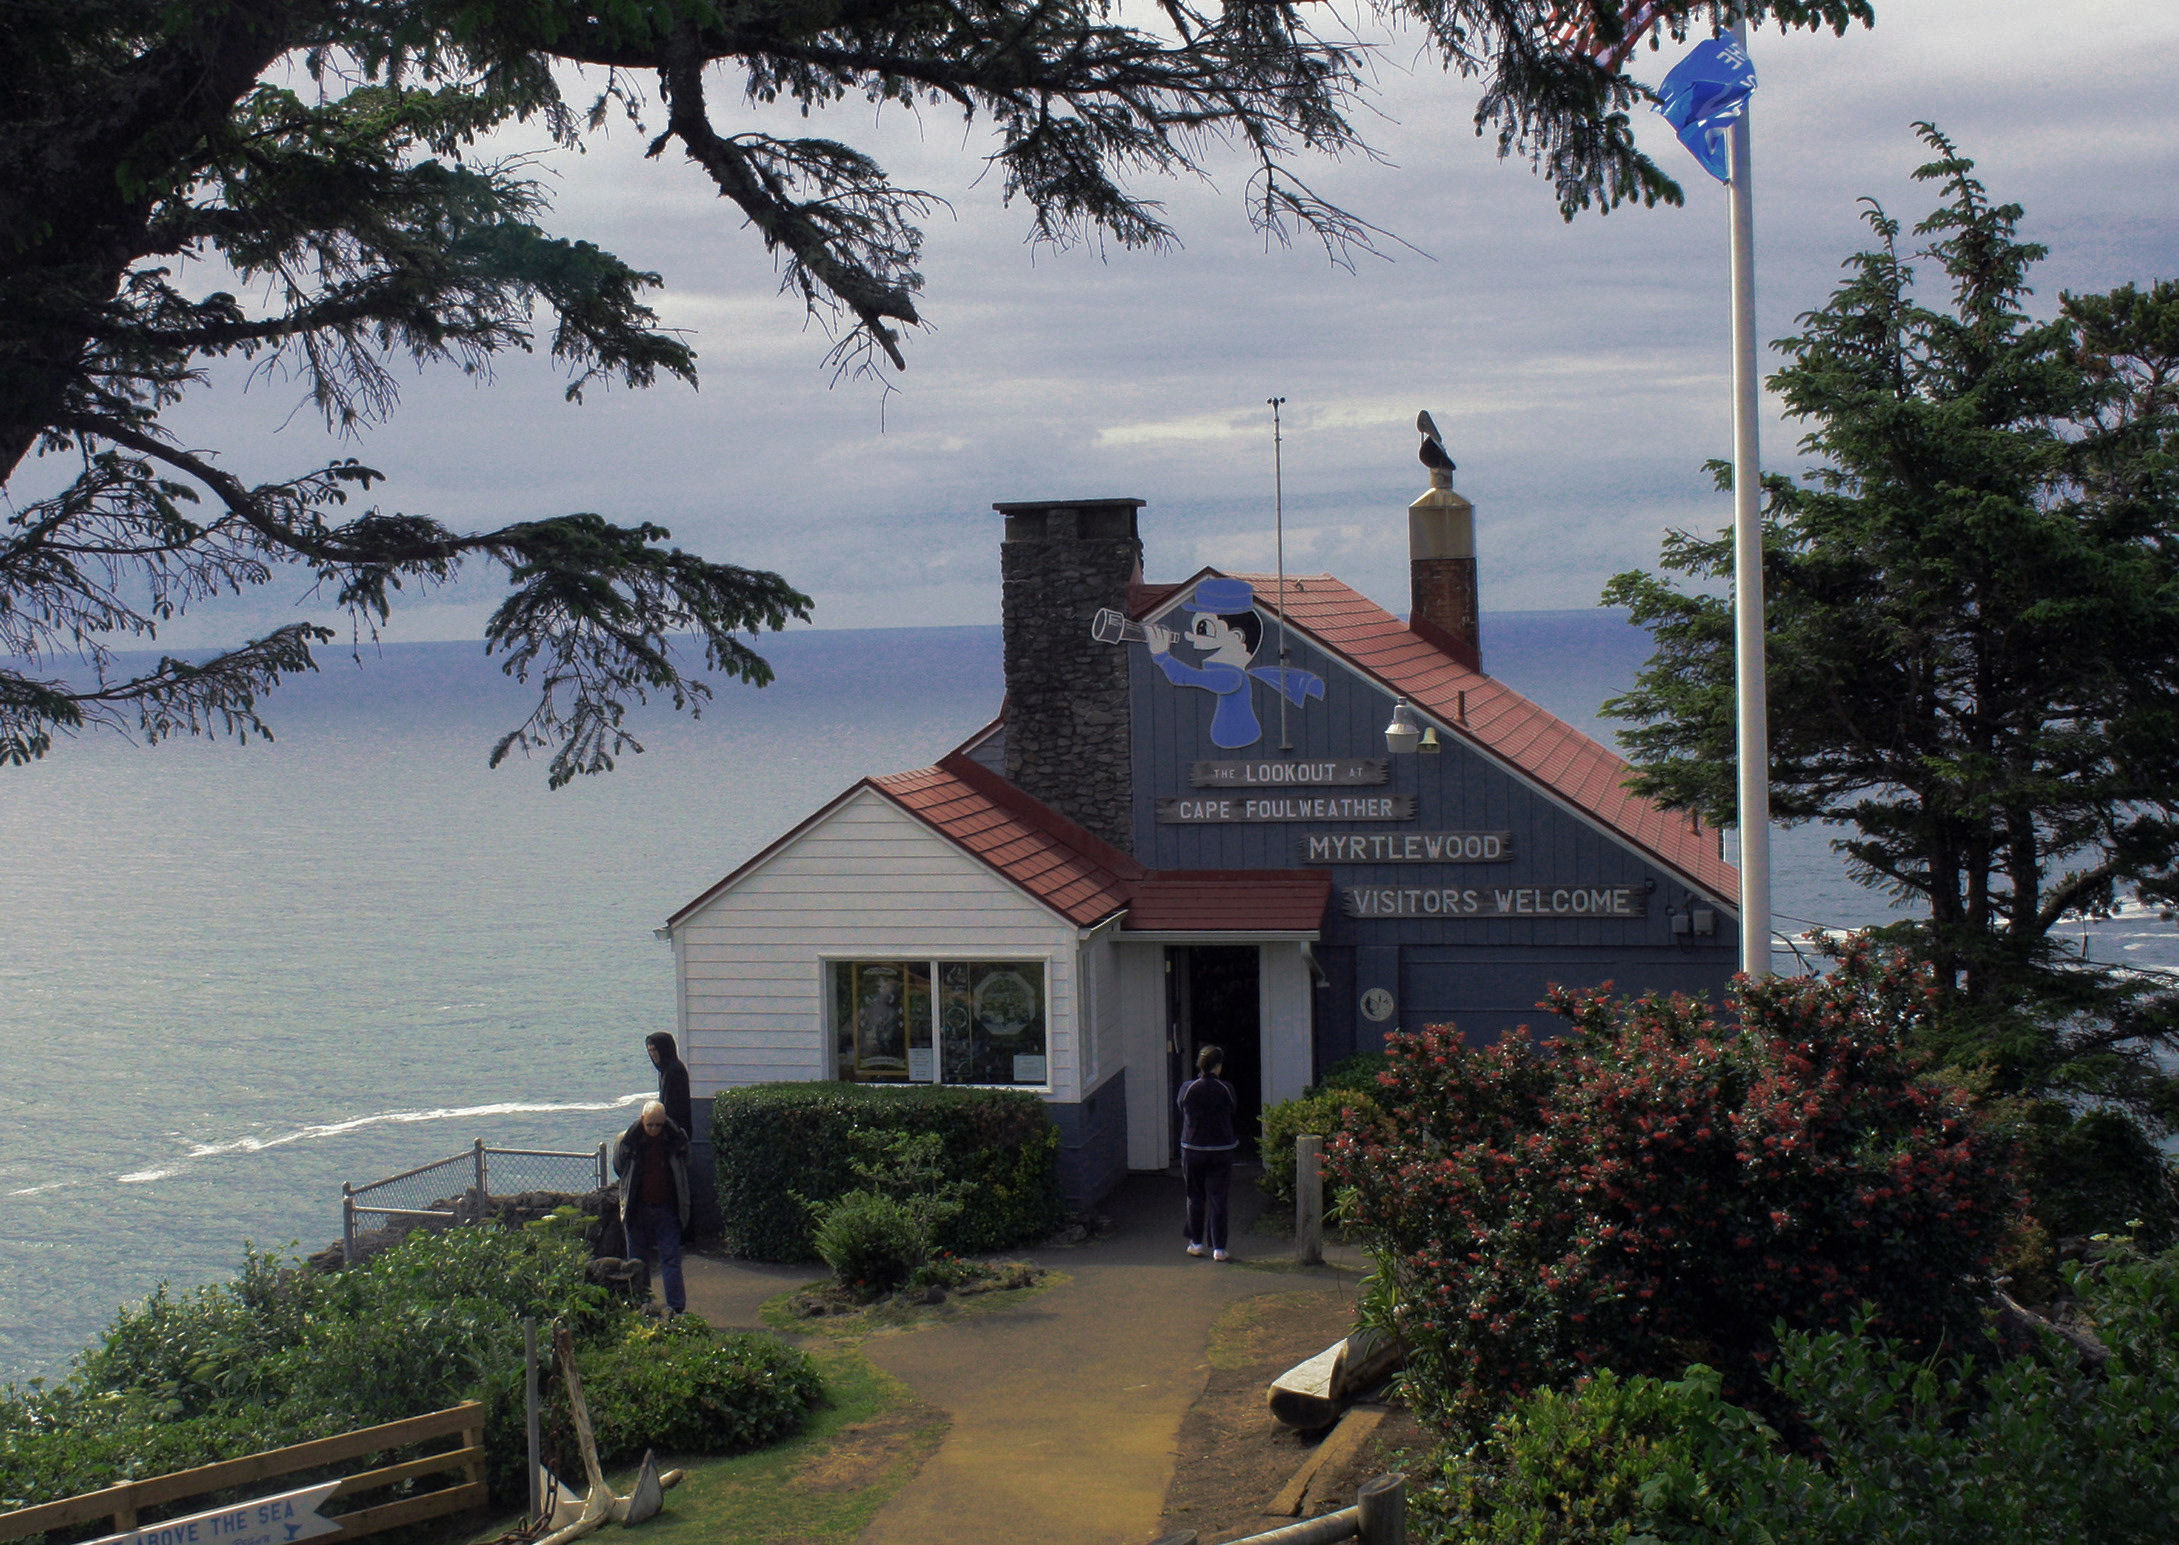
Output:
0,1403,487,1545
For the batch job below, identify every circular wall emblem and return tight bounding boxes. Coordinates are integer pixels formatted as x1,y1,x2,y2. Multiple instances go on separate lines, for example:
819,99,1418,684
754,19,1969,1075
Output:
1360,987,1396,1024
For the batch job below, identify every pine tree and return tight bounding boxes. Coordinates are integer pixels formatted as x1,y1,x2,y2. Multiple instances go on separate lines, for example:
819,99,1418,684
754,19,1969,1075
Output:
1604,126,2179,1134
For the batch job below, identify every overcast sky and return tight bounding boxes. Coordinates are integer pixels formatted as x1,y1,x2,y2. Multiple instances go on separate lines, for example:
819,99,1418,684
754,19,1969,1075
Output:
150,0,2178,644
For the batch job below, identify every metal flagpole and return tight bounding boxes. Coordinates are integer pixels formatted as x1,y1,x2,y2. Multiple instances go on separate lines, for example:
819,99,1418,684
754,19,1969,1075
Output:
1270,396,1292,752
1726,18,1772,977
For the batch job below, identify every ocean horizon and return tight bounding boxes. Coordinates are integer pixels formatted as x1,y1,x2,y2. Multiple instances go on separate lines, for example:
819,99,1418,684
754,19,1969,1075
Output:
4,612,2169,1381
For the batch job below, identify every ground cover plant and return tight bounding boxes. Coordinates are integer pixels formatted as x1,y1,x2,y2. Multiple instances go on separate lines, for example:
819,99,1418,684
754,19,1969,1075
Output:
1413,1236,2179,1543
0,1226,820,1523
713,1084,1064,1262
1332,939,2022,1426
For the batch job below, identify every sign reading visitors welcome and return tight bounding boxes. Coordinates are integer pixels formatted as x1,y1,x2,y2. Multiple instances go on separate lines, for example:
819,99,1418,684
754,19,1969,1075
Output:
1301,831,1513,864
1342,884,1647,919
1158,794,1416,823
1191,758,1388,787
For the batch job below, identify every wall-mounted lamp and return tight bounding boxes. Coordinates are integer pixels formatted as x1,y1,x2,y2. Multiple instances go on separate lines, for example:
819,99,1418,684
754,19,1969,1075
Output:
1384,699,1422,755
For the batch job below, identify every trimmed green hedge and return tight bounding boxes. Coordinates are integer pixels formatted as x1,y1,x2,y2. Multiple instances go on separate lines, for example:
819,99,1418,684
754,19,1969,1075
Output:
713,1082,1065,1261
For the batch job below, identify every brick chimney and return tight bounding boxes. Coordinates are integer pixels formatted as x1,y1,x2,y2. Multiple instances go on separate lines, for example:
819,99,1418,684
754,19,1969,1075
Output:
1408,470,1481,671
993,498,1144,852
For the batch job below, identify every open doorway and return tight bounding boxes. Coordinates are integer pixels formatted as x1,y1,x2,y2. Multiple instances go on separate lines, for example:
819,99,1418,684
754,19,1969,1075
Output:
1166,945,1263,1162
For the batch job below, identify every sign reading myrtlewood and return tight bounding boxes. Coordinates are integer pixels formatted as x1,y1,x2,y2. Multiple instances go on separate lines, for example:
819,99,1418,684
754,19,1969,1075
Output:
1302,831,1513,863
1343,884,1647,919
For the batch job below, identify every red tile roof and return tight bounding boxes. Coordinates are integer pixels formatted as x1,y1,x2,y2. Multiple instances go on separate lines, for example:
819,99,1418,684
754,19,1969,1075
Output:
1149,570,1740,905
1124,872,1333,933
870,754,1143,927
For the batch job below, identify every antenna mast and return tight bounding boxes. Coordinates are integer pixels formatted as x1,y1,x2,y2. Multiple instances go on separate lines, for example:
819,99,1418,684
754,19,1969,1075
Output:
1269,397,1291,751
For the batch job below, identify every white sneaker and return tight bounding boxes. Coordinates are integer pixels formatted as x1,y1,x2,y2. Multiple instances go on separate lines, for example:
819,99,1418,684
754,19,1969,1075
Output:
1185,1242,1205,1257
1213,1249,1231,1262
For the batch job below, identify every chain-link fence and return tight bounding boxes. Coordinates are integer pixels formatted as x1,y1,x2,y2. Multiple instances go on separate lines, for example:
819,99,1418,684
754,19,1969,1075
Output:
342,1140,610,1263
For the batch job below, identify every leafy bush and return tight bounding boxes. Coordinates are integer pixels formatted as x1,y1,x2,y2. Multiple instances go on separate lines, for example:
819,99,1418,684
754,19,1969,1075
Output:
1,1227,819,1517
1258,1087,1383,1209
713,1082,1064,1261
812,1193,930,1297
1333,940,2022,1424
492,1316,821,1499
1314,1051,1391,1094
1418,1241,2179,1544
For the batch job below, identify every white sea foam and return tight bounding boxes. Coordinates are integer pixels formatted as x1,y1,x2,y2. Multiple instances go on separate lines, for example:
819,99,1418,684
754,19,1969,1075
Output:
181,1093,652,1159
7,1181,76,1197
116,1167,178,1184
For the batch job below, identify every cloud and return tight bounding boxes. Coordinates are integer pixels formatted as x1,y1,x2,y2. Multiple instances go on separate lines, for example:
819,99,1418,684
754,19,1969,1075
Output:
126,3,2179,642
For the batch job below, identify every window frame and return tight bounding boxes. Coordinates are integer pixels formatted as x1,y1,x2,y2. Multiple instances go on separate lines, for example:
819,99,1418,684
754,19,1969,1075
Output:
819,950,1057,1093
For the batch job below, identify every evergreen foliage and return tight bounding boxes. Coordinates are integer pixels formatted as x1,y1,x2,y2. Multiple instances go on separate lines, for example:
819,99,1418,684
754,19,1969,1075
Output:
1602,127,2179,1137
0,1228,820,1518
2,2,1873,772
711,1082,1063,1261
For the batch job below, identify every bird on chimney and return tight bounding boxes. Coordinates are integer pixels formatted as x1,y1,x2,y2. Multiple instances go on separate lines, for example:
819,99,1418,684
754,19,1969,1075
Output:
1416,410,1456,475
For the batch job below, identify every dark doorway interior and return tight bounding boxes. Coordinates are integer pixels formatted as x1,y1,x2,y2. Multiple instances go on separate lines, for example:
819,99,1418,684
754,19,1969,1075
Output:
1167,945,1263,1161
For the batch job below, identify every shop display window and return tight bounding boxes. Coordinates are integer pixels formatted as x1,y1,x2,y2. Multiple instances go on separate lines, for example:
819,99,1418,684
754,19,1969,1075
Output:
830,959,1047,1086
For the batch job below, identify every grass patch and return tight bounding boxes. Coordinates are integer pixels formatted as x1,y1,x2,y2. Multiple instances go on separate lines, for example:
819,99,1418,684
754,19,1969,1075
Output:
458,1343,941,1545
758,1271,1069,1339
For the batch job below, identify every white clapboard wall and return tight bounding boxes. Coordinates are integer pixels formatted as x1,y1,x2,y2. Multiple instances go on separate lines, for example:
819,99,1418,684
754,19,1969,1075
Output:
675,786,1082,1101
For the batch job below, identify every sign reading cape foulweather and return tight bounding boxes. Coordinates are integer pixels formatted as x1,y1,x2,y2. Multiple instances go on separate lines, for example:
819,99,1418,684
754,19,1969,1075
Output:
87,1483,342,1545
1302,831,1513,864
1191,758,1388,787
1343,884,1647,919
1158,794,1415,824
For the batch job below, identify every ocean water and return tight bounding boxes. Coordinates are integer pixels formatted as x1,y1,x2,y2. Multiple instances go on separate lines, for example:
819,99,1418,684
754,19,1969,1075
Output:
3,612,2169,1381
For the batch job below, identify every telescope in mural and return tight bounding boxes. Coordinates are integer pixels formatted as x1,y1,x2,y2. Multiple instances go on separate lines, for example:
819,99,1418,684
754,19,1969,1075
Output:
1091,579,1323,749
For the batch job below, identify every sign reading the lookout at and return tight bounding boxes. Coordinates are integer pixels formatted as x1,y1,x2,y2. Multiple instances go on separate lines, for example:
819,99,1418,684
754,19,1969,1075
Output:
1192,759,1387,787
1344,884,1648,918
86,1484,342,1545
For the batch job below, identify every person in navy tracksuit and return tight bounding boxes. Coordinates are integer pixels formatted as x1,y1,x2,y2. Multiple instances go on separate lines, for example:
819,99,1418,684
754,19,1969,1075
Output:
1177,1045,1240,1260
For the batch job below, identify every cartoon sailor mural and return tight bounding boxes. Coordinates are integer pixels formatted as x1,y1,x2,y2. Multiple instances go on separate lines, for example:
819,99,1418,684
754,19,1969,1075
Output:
1092,577,1324,749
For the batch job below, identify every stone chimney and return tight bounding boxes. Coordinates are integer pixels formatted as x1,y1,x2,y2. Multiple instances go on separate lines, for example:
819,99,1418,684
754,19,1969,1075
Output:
993,498,1144,853
1408,470,1481,671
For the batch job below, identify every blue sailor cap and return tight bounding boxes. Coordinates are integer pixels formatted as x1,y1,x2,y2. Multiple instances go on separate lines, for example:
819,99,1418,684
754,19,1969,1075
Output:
1182,577,1257,614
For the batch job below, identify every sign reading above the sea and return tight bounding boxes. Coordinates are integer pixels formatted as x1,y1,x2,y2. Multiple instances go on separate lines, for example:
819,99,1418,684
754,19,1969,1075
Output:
1158,794,1415,824
1192,758,1387,787
86,1483,342,1545
1343,884,1647,919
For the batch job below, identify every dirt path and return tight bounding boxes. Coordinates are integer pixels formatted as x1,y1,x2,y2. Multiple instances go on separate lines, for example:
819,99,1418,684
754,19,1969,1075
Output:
682,1170,1371,1545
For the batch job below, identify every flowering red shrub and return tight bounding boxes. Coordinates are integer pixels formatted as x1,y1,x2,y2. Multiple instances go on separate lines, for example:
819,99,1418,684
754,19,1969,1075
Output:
1330,939,2022,1426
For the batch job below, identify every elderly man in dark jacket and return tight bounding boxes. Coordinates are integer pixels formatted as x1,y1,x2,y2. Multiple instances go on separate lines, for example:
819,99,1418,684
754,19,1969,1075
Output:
614,1100,691,1315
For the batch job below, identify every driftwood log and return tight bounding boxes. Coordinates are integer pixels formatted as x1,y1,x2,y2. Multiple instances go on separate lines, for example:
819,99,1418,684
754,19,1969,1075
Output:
1993,1291,2112,1369
1267,1327,1403,1430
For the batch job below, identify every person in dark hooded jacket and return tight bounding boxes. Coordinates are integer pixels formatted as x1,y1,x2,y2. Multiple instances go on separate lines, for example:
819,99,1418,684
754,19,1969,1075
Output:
646,1031,692,1137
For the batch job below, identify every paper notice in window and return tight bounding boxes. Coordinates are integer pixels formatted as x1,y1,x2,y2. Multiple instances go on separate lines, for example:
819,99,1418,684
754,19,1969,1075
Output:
1012,1054,1048,1084
908,1048,935,1082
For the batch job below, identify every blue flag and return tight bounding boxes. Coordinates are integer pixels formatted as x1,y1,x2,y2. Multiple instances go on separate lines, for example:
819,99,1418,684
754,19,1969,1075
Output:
1655,36,1757,184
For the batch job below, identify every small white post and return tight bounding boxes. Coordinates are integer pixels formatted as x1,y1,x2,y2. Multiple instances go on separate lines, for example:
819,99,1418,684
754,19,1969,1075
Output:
1296,1134,1324,1266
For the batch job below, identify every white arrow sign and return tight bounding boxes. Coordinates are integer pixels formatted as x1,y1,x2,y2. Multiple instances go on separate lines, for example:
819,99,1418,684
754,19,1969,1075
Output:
86,1481,344,1545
